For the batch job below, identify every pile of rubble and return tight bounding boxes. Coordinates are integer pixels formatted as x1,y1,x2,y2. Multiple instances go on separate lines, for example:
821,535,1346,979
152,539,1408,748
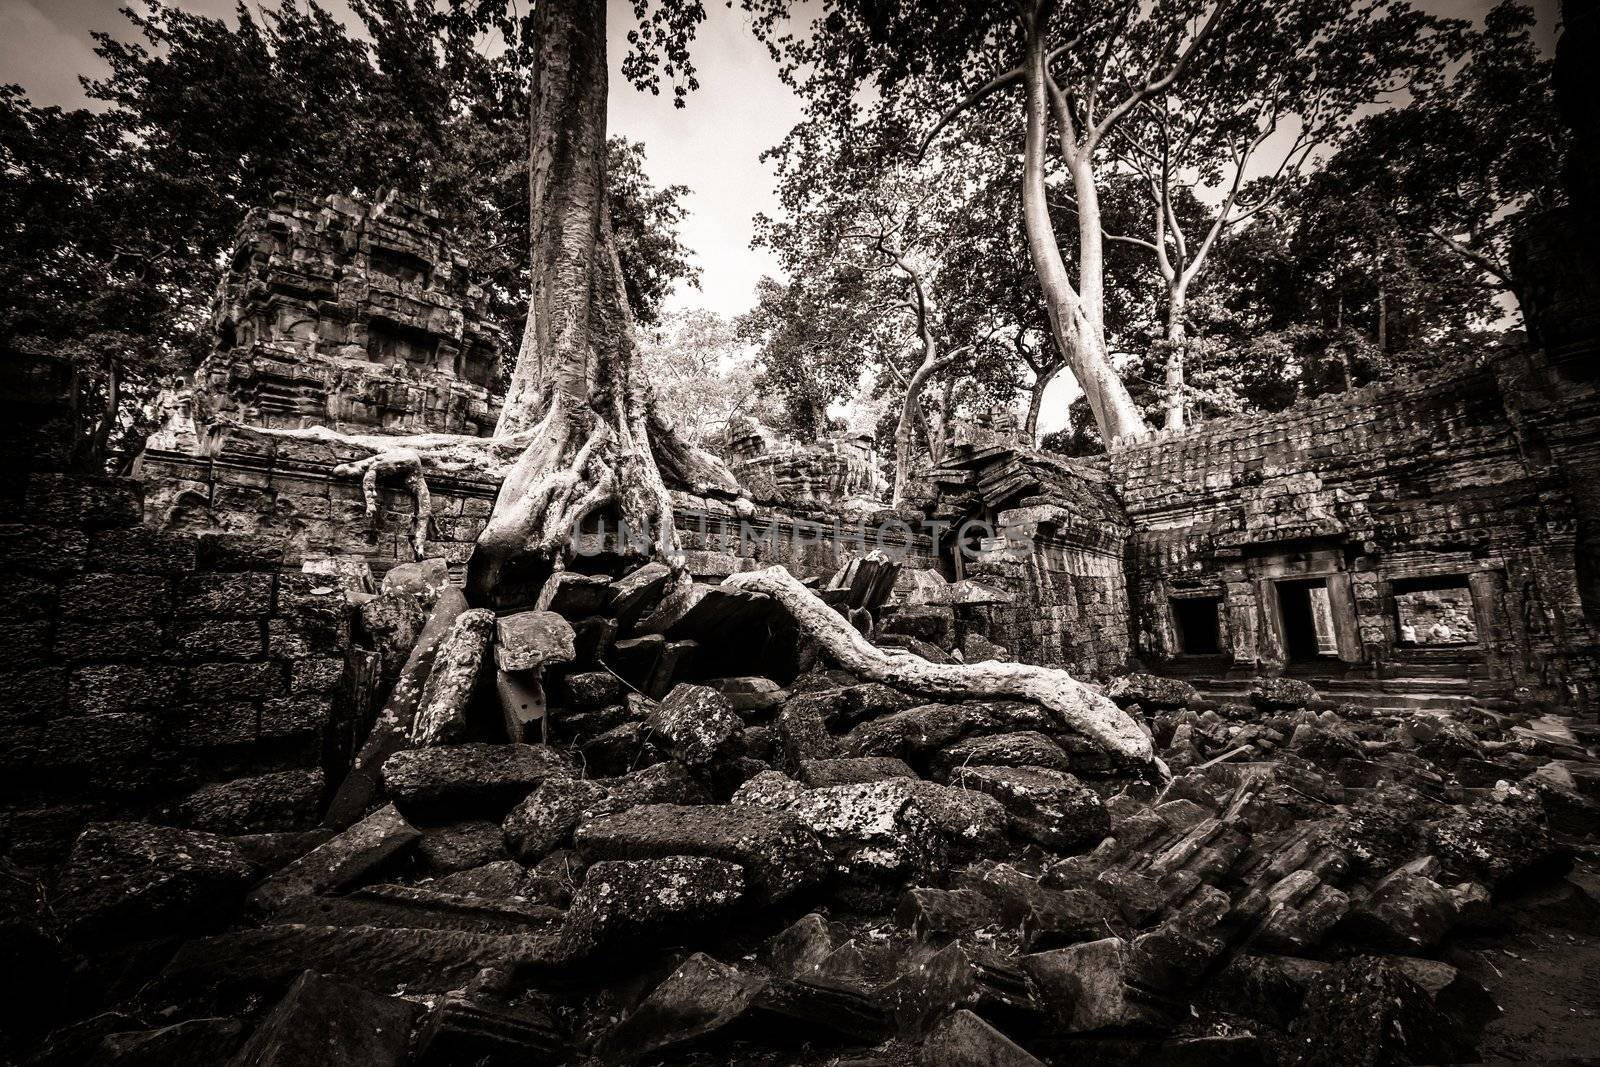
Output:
5,557,1599,1066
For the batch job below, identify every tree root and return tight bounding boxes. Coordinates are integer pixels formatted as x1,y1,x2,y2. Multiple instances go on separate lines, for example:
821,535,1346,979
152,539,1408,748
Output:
334,449,431,561
214,416,749,578
722,565,1166,777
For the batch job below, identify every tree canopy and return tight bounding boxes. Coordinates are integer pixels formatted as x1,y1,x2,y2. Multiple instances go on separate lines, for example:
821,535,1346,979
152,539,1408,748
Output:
0,0,700,464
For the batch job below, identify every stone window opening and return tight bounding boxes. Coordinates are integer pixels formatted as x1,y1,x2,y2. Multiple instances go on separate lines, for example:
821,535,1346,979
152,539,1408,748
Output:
1391,576,1479,649
1170,595,1224,656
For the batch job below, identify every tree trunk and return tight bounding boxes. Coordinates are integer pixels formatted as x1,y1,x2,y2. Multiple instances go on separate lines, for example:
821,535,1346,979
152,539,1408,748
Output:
1024,362,1061,445
467,0,736,601
1019,24,1148,445
1163,281,1188,431
936,375,957,458
891,349,947,507
1376,284,1388,356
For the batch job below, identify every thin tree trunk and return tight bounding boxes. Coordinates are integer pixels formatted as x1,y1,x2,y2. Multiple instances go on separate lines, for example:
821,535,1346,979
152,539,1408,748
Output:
891,351,947,507
1019,21,1148,445
1163,281,1188,431
93,354,121,466
1376,284,1388,356
936,375,957,457
1024,361,1061,444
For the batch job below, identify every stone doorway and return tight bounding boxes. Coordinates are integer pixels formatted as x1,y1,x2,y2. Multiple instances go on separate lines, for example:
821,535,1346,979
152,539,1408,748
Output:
1276,577,1340,664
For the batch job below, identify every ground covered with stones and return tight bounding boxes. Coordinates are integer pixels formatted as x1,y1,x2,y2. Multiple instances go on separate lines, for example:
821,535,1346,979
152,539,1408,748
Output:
4,563,1600,1067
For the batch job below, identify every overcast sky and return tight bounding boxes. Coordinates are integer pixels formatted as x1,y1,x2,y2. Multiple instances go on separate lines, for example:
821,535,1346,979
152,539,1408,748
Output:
0,0,1562,431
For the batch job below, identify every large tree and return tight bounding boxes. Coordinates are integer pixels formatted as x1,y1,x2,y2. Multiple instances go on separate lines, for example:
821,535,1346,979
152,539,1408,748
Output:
1314,1,1563,317
0,0,699,467
1106,0,1454,428
748,0,1264,443
469,0,744,598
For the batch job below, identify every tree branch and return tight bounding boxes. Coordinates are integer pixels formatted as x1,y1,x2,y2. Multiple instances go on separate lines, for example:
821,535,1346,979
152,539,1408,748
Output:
1089,0,1232,150
916,66,1024,160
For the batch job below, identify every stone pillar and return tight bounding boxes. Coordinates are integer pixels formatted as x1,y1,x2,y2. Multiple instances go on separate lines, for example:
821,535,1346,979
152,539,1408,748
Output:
1468,569,1510,680
1324,572,1364,663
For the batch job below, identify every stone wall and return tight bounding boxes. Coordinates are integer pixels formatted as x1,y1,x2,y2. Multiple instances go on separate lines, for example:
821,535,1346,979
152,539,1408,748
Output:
1,359,354,868
930,449,1134,679
1102,348,1600,703
136,429,936,583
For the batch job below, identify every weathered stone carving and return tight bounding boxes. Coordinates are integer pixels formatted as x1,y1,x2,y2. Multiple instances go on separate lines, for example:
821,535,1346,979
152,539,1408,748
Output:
160,190,504,448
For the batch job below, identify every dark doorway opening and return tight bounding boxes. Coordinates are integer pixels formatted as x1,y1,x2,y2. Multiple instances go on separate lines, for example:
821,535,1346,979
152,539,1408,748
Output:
1277,578,1337,662
1171,596,1223,656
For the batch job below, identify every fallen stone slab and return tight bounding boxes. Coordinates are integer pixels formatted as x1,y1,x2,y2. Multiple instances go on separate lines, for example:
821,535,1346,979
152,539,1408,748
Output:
560,855,745,959
705,675,787,718
410,608,496,745
607,561,673,629
561,670,624,710
888,942,1042,1039
925,1008,1046,1067
1285,956,1473,1067
169,769,324,835
381,743,576,819
798,756,918,787
52,822,254,943
322,587,468,830
503,763,709,864
787,781,947,902
415,820,505,874
751,976,893,1043
431,859,543,901
1105,674,1199,711
592,952,765,1064
896,888,1002,943
379,557,449,604
161,924,558,994
1339,860,1457,953
732,769,809,810
503,778,611,864
574,803,828,904
932,731,1074,779
413,996,565,1066
1021,938,1177,1034
248,804,420,912
227,969,421,1067
533,571,611,616
1251,678,1318,711
493,609,575,673
952,765,1110,851
842,702,988,761
649,683,742,766
268,883,564,935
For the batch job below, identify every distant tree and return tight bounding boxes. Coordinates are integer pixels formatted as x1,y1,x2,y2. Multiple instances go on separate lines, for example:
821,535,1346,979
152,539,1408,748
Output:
735,275,883,441
640,309,756,453
1311,1,1563,318
1106,0,1456,428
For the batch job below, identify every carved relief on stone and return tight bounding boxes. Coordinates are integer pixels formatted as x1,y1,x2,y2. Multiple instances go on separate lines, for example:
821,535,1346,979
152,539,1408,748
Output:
180,189,506,442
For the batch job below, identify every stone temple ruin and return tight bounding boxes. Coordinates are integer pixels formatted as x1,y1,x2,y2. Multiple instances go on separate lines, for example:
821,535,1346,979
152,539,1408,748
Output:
3,171,1600,1064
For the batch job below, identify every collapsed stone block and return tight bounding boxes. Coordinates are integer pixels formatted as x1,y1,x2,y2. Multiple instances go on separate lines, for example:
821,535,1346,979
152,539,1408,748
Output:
493,609,575,673
52,822,254,943
649,683,743,766
561,858,745,960
248,803,421,912
381,743,576,819
575,803,828,904
228,969,421,1067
